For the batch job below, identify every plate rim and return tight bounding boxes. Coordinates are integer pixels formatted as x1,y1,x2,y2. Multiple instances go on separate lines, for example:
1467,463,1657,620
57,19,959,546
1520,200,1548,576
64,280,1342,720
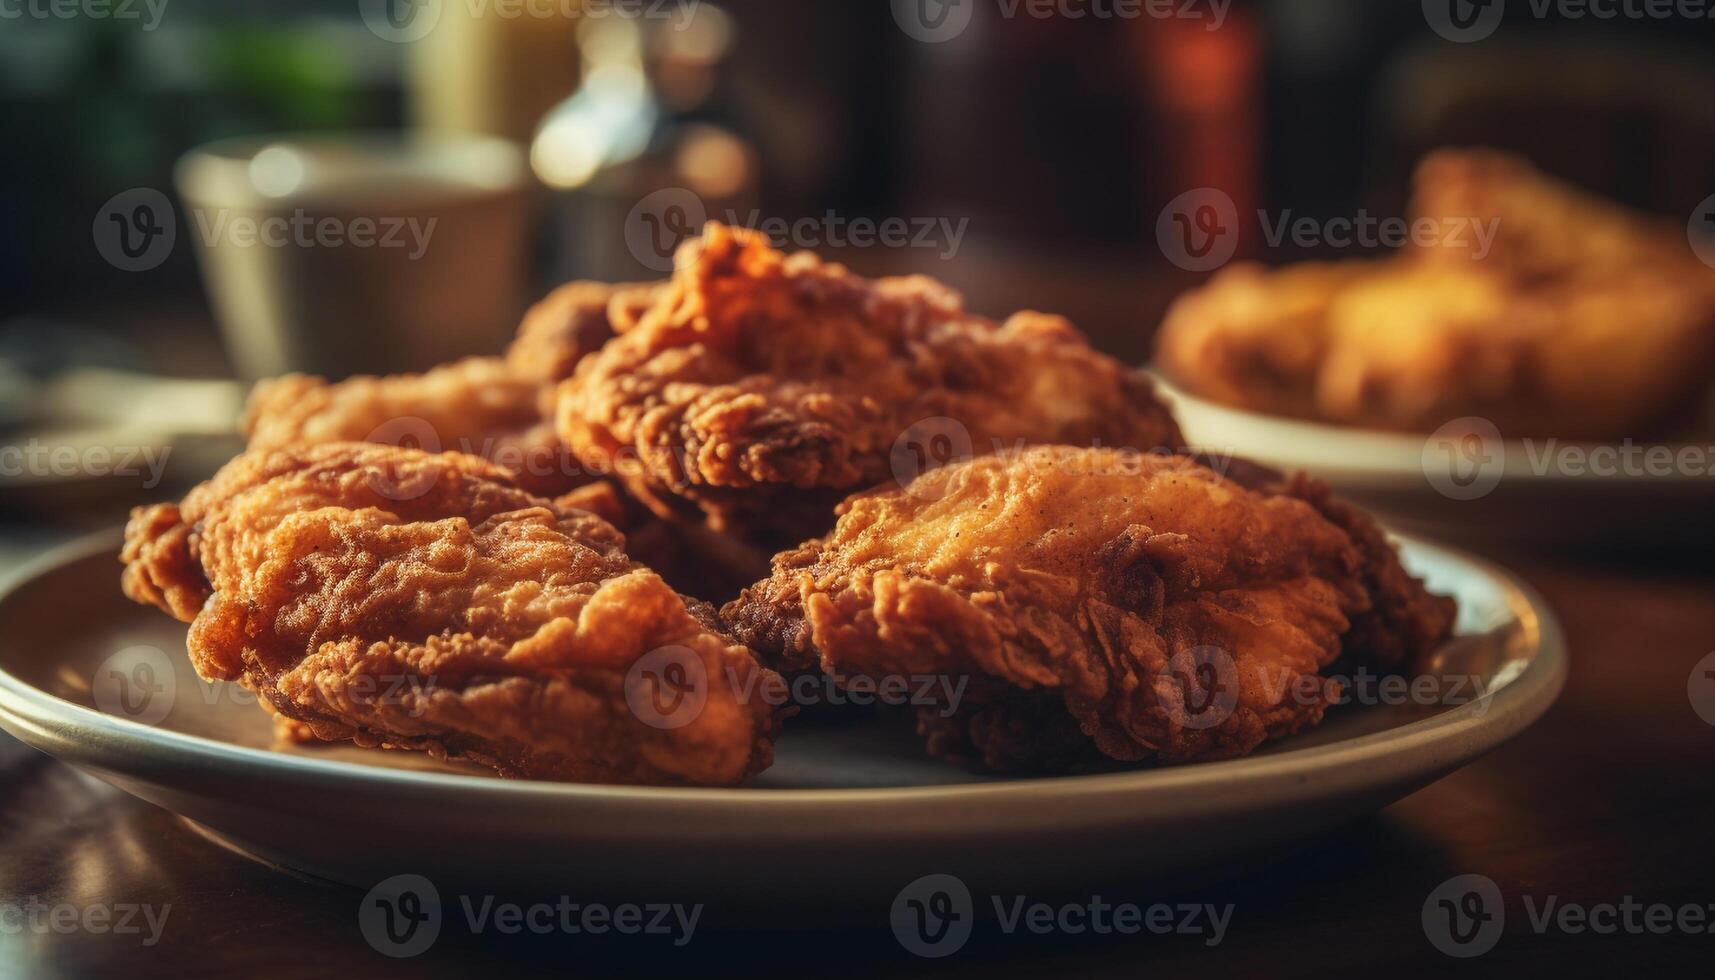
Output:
0,528,1567,811
1150,368,1715,488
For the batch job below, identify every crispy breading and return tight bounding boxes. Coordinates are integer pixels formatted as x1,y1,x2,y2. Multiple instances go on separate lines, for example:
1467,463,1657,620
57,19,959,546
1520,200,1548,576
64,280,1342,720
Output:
120,443,781,785
722,447,1454,771
557,223,1185,549
242,282,657,498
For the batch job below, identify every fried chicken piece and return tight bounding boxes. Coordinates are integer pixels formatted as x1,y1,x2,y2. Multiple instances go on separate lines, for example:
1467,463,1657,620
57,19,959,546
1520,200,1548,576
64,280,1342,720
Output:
553,481,772,604
1409,148,1701,283
722,447,1455,771
242,281,659,498
242,358,578,497
507,280,660,391
557,223,1185,550
1157,151,1715,438
1151,261,1375,420
120,442,780,785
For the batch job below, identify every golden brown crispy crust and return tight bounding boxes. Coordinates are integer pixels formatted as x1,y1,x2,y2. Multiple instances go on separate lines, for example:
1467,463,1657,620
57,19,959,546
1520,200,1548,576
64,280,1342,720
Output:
557,223,1186,550
553,481,772,605
506,280,660,391
242,282,659,499
242,358,582,497
1156,150,1715,439
723,447,1455,771
1410,148,1700,283
120,442,780,785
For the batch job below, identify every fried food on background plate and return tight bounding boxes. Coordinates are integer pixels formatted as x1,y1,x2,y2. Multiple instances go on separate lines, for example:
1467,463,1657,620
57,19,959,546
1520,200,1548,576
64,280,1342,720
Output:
721,447,1455,772
119,442,781,785
1155,149,1715,439
556,223,1186,551
1408,148,1701,282
243,281,660,498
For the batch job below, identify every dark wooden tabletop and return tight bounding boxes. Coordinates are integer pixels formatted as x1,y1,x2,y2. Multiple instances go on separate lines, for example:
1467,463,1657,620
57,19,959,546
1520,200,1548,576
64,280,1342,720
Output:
2,537,1712,978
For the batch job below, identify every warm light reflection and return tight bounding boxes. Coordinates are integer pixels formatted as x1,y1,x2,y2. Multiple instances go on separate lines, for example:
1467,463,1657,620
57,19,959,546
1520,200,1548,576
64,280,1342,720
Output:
677,125,750,199
248,145,306,198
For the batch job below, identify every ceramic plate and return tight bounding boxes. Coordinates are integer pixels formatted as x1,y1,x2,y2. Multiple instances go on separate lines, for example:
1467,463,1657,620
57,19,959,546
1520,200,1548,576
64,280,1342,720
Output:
0,531,1564,904
1153,373,1715,548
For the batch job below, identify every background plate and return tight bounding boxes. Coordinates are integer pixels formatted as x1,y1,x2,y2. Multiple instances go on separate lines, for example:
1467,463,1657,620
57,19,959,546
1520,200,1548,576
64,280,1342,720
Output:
1154,373,1715,550
0,531,1564,906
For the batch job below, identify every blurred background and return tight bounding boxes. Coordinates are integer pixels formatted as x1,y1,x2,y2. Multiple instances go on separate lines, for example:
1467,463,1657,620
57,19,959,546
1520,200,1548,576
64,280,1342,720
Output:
3,0,1715,541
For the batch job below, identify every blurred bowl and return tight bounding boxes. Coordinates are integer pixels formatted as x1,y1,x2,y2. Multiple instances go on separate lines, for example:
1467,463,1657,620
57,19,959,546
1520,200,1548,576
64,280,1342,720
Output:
175,132,533,381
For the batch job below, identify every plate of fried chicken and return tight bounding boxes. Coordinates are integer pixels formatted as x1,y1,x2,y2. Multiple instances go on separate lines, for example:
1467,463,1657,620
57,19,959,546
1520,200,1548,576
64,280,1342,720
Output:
1153,150,1715,547
0,224,1564,896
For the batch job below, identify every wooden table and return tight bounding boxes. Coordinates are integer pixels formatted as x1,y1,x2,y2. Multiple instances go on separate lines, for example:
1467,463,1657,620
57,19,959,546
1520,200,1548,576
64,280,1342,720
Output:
2,538,1711,978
